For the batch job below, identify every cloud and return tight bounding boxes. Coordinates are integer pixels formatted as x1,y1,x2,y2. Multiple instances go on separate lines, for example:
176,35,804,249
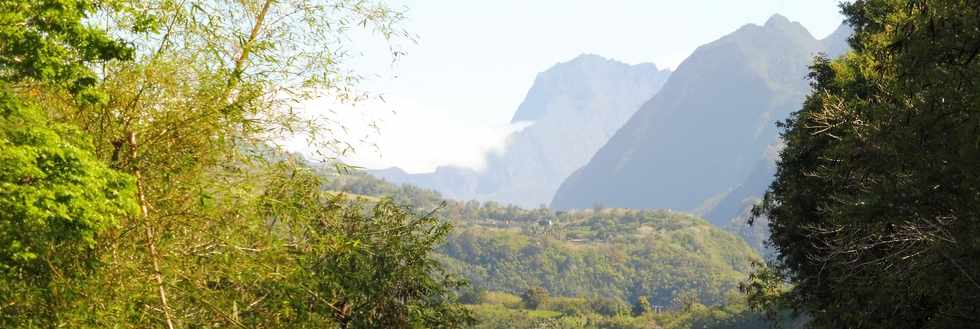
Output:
285,95,530,174
654,50,695,71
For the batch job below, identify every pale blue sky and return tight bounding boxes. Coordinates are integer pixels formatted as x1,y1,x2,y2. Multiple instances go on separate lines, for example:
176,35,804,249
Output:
299,0,847,173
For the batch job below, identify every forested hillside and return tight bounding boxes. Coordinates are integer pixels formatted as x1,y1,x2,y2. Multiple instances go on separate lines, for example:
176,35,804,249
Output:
323,170,797,329
324,171,760,303
440,211,759,307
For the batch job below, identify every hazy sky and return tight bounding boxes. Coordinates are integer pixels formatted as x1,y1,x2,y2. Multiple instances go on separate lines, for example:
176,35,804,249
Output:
295,0,847,173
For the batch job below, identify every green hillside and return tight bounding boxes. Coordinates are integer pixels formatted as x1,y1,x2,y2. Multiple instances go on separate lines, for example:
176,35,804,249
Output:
320,170,795,328
441,209,760,307
322,170,761,308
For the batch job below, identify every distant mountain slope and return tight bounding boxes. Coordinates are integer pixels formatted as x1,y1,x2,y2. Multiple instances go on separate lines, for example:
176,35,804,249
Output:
374,54,671,207
703,142,781,227
822,23,854,59
705,156,778,255
370,166,480,202
551,15,848,212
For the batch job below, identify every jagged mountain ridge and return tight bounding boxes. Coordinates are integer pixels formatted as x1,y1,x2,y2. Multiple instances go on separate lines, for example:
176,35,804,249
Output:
373,54,671,207
551,15,850,212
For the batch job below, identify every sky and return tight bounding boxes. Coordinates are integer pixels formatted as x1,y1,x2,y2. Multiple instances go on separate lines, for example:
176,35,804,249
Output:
292,0,847,173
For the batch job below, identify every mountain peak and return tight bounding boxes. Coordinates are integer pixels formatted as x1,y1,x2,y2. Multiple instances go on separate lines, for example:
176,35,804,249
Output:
822,22,854,58
764,14,792,29
375,53,672,208
567,54,660,71
759,13,813,38
569,53,609,63
723,14,814,46
823,22,853,44
510,54,668,123
551,13,830,212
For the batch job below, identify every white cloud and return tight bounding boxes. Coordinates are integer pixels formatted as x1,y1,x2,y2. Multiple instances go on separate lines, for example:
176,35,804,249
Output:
654,50,695,71
285,95,529,174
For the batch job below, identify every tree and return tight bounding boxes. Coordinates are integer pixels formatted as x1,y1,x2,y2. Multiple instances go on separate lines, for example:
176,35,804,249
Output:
521,286,549,310
631,295,653,316
755,0,980,328
17,0,417,327
0,0,143,101
0,90,137,326
278,176,474,328
590,296,629,317
2,0,477,327
458,286,486,305
0,1,140,325
251,163,477,329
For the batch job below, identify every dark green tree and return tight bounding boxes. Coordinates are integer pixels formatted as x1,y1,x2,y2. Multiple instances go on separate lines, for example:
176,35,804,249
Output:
631,295,653,316
590,296,628,317
521,286,549,310
458,286,486,305
755,0,980,328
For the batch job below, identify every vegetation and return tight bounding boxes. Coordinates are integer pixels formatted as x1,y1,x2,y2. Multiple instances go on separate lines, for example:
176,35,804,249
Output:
325,171,788,329
0,89,138,326
0,0,472,328
463,290,800,329
7,0,977,328
439,210,760,308
755,0,980,328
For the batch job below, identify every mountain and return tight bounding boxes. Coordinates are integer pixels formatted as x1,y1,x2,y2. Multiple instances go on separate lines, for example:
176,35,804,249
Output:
703,149,779,255
822,22,854,58
551,15,849,212
371,166,480,201
373,54,671,207
702,141,781,227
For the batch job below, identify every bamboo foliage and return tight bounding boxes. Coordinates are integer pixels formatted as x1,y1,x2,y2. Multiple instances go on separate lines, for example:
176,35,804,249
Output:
3,0,472,328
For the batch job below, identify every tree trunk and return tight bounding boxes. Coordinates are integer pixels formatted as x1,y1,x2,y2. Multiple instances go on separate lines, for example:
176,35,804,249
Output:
129,132,176,329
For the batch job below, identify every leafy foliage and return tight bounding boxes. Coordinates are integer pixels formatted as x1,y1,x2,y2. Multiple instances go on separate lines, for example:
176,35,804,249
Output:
0,0,474,328
755,0,980,328
439,210,760,309
0,90,137,326
294,197,474,328
0,1,140,324
0,0,139,100
521,287,549,310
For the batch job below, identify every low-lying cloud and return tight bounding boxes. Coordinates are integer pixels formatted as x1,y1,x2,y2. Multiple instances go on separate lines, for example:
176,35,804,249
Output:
286,96,531,174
